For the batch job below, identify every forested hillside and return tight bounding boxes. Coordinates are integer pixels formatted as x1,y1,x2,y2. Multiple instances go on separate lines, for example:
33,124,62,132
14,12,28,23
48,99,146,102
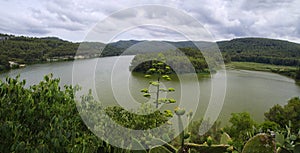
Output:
217,38,300,66
1,34,299,72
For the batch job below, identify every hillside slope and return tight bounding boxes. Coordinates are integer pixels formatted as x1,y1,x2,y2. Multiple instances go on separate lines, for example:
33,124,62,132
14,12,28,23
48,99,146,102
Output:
1,34,299,72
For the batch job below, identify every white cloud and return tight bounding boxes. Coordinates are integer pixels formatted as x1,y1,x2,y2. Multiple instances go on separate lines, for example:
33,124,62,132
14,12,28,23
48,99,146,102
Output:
0,0,299,43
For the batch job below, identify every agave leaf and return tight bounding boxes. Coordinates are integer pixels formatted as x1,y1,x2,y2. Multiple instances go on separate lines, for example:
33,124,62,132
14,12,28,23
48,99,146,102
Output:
143,93,151,97
150,81,159,86
168,88,175,92
144,75,151,78
159,98,168,103
168,98,176,103
140,88,149,93
164,110,173,117
165,77,171,81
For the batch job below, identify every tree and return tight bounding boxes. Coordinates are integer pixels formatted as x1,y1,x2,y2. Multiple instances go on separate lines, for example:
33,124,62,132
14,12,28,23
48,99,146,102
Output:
264,104,286,128
224,112,257,152
0,74,104,152
265,97,300,133
226,112,256,139
0,55,9,71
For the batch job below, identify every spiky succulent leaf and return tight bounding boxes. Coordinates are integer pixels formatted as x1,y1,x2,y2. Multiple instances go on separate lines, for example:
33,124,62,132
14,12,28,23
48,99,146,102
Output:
140,88,149,93
150,81,159,86
159,98,168,103
168,88,175,92
143,93,151,97
165,77,171,81
144,75,151,78
168,98,176,103
164,110,173,117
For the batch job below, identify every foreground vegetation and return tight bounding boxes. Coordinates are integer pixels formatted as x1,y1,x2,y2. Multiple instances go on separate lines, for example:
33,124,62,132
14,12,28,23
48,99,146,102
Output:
1,74,300,152
1,34,300,152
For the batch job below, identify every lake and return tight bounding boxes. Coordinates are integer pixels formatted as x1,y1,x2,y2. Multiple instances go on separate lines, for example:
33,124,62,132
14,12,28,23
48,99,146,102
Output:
1,55,300,126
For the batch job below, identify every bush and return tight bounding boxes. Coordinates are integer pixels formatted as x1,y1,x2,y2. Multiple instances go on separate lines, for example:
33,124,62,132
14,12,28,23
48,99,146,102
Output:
0,74,102,152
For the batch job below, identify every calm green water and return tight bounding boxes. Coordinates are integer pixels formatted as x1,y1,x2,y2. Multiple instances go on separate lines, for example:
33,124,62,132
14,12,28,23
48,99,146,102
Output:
1,56,300,125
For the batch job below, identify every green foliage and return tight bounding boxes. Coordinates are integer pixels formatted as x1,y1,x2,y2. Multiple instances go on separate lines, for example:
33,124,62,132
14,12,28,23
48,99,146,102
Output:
224,112,257,152
83,37,300,68
0,74,103,152
274,122,300,153
130,48,209,74
265,97,300,133
0,74,176,152
188,119,222,145
0,35,80,66
206,136,213,147
1,34,300,73
259,121,280,132
0,34,116,72
105,104,169,130
218,38,300,66
139,53,176,111
226,62,298,79
242,133,276,153
225,112,257,138
0,55,9,71
164,110,174,117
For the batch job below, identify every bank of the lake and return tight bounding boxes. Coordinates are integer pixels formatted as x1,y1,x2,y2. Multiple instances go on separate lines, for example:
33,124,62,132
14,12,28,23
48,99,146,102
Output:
226,61,298,79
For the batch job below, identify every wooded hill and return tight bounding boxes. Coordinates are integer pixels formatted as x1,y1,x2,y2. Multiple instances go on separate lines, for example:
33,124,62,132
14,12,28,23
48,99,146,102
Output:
0,33,299,71
218,38,300,66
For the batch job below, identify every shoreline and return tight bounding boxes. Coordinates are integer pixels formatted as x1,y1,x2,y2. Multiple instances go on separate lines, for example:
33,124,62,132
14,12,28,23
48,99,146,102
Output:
1,57,299,82
226,61,298,81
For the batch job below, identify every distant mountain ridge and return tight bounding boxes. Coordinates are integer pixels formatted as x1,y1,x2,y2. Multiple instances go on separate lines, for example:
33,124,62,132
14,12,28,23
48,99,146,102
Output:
0,33,299,71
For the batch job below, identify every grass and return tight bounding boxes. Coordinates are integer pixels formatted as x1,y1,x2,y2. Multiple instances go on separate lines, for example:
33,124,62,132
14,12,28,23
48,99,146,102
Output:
226,62,297,78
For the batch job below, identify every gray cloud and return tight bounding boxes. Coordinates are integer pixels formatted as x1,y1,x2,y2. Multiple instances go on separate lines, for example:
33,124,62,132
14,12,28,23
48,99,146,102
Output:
0,0,299,42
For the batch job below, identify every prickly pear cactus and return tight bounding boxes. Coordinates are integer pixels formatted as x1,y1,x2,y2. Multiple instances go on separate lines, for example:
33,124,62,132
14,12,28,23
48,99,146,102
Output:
149,146,172,153
242,133,276,153
131,138,147,153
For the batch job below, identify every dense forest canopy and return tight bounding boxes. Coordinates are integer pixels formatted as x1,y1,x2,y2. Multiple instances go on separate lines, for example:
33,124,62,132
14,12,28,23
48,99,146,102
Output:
217,38,300,66
130,48,210,74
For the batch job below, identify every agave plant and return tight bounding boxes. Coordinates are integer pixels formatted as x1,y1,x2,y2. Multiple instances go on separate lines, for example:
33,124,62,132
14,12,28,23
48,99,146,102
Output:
140,53,176,117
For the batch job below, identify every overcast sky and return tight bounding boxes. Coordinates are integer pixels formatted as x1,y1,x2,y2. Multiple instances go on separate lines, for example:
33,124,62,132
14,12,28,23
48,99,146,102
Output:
0,0,300,43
